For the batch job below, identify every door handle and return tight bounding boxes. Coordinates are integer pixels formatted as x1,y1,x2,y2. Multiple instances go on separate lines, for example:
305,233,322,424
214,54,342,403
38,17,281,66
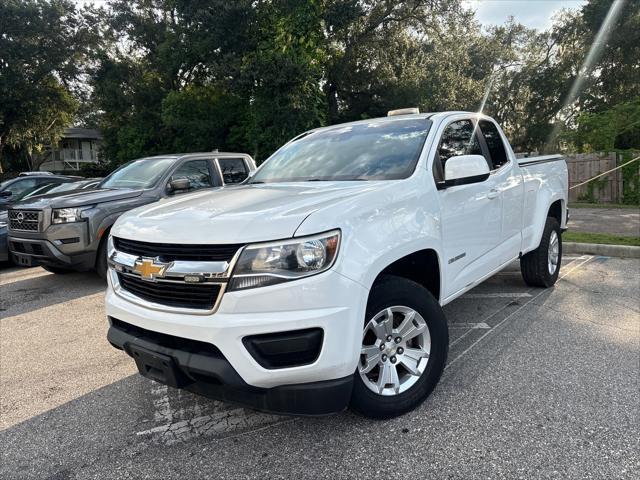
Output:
487,188,499,199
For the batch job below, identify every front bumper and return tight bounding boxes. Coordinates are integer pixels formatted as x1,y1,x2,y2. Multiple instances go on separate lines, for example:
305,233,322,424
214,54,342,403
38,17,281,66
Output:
108,318,353,415
105,268,368,414
8,222,96,269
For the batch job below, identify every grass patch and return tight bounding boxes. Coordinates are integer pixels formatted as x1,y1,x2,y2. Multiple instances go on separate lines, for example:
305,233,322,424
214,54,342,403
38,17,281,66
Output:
569,202,639,209
564,231,640,247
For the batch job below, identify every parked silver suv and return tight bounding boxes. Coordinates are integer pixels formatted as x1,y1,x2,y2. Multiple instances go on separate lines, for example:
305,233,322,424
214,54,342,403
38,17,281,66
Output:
8,152,255,277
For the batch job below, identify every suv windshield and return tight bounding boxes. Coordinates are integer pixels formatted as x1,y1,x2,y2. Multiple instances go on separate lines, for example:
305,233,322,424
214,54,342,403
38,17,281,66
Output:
99,157,175,189
250,118,432,183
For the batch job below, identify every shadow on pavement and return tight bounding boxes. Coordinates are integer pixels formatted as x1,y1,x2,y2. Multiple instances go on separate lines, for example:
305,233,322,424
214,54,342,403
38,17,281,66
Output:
0,269,105,317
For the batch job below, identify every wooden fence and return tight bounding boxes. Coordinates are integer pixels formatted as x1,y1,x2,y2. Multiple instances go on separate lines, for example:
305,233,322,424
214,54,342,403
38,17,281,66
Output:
517,151,639,204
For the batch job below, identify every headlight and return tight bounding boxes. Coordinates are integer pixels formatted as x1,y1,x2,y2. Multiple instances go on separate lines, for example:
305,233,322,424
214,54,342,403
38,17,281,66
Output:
51,207,91,224
228,230,340,291
0,221,7,228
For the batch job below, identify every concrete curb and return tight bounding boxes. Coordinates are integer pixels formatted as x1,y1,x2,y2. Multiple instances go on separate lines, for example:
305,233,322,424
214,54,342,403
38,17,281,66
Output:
564,242,640,258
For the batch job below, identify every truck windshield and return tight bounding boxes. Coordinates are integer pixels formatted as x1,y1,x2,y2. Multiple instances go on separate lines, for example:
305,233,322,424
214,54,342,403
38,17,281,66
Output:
99,158,175,189
250,118,431,183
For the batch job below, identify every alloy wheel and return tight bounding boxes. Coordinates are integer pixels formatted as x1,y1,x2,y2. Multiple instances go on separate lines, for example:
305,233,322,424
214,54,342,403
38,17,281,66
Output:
358,306,431,396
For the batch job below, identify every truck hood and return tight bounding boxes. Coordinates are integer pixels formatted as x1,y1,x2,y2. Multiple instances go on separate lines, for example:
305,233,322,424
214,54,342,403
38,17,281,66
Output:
11,188,144,210
113,182,389,244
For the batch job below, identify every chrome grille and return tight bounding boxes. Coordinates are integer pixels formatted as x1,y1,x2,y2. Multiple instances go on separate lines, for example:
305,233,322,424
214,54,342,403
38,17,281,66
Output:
8,210,41,232
117,273,221,310
113,237,243,262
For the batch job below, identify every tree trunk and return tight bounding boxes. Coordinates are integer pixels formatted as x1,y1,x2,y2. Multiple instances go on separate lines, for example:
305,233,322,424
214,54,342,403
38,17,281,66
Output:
326,81,339,125
0,136,4,174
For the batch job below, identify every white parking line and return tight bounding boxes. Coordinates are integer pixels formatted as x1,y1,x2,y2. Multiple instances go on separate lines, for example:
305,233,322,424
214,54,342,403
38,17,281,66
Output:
445,255,594,369
136,408,283,444
450,322,491,329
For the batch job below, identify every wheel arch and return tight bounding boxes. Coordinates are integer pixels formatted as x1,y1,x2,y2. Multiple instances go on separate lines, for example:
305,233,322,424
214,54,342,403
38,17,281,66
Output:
371,249,442,303
548,198,564,226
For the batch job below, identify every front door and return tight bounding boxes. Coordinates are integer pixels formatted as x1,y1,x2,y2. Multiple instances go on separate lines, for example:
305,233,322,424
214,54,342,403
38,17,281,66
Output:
435,119,504,300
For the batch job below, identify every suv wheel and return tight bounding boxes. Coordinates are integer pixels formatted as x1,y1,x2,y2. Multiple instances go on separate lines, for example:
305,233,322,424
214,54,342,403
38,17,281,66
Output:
350,275,448,419
95,236,109,280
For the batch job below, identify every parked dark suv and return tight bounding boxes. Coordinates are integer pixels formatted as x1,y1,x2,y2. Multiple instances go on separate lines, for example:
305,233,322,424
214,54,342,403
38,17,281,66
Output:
8,152,255,277
0,174,80,211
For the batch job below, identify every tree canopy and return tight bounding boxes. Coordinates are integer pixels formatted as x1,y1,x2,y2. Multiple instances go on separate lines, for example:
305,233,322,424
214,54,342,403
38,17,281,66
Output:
1,0,638,173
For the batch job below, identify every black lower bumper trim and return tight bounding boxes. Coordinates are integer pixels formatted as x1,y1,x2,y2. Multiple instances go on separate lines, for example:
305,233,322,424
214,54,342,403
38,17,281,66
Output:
107,318,353,416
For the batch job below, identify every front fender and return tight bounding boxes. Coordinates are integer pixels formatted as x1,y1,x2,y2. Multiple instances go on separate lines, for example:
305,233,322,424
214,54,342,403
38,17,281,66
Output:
294,172,443,294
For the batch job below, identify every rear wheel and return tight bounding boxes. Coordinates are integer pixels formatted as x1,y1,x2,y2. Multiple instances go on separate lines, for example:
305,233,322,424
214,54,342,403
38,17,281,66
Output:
520,216,562,288
350,275,448,419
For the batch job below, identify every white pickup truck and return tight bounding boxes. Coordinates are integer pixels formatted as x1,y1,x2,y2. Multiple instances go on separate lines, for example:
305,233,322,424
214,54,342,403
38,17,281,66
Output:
106,111,568,418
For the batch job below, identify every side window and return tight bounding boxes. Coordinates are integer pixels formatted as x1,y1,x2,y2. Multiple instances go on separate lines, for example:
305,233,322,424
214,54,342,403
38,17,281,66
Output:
218,158,249,184
434,120,484,182
6,178,37,196
479,120,508,170
171,160,213,190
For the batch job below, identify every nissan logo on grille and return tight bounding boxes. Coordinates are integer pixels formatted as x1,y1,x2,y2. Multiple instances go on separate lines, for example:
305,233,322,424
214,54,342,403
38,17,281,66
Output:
9,210,40,232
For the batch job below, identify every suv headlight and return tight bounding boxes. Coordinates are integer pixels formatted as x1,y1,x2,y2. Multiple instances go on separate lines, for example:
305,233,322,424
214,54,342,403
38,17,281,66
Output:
228,230,340,291
51,207,92,224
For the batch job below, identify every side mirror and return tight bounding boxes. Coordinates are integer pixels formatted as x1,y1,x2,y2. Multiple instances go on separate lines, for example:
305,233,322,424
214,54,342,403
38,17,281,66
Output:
443,155,490,188
168,178,191,192
0,190,12,198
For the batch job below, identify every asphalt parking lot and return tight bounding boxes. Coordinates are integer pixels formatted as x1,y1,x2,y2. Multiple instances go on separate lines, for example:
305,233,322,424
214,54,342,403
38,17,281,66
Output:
1,255,638,479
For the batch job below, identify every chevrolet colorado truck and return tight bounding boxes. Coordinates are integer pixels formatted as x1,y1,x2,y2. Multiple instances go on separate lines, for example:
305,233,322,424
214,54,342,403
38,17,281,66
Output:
106,111,568,418
8,152,255,277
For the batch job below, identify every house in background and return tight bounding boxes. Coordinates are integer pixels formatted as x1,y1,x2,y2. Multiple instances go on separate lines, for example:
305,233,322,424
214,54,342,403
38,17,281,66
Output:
39,128,103,172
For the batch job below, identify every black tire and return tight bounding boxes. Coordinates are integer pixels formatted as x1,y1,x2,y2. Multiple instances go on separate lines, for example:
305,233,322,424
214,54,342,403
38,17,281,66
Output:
520,216,562,288
42,265,72,274
350,275,448,419
95,235,108,280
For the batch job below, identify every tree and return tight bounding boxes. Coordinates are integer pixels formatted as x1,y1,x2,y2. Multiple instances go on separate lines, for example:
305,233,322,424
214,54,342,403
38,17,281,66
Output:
565,98,640,151
0,0,102,172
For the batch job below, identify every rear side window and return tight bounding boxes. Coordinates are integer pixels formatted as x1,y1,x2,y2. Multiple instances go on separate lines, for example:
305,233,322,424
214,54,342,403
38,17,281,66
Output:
218,158,249,184
479,120,508,169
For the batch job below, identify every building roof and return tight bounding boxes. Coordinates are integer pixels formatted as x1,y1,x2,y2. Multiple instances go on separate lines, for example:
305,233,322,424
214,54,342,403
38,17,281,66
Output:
62,128,103,140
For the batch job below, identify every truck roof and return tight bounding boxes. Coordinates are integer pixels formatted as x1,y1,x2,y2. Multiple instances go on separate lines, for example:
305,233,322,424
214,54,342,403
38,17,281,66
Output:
137,152,252,161
306,111,494,133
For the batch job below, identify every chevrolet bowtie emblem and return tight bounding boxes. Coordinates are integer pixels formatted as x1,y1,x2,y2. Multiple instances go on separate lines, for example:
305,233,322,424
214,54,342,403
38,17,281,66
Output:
133,258,167,280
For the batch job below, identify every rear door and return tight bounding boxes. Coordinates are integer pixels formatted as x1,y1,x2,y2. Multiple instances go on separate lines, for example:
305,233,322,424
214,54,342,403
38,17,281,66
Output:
435,118,504,299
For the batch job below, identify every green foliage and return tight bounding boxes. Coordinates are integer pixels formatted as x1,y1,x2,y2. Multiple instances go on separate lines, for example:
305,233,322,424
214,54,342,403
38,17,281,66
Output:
3,0,639,170
241,0,326,159
620,152,640,205
563,231,640,246
161,86,248,153
565,99,640,151
0,0,101,172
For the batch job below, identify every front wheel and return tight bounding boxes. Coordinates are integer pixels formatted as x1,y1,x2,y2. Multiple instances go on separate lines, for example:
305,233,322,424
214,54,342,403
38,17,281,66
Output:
350,275,448,419
520,216,562,288
95,235,109,280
